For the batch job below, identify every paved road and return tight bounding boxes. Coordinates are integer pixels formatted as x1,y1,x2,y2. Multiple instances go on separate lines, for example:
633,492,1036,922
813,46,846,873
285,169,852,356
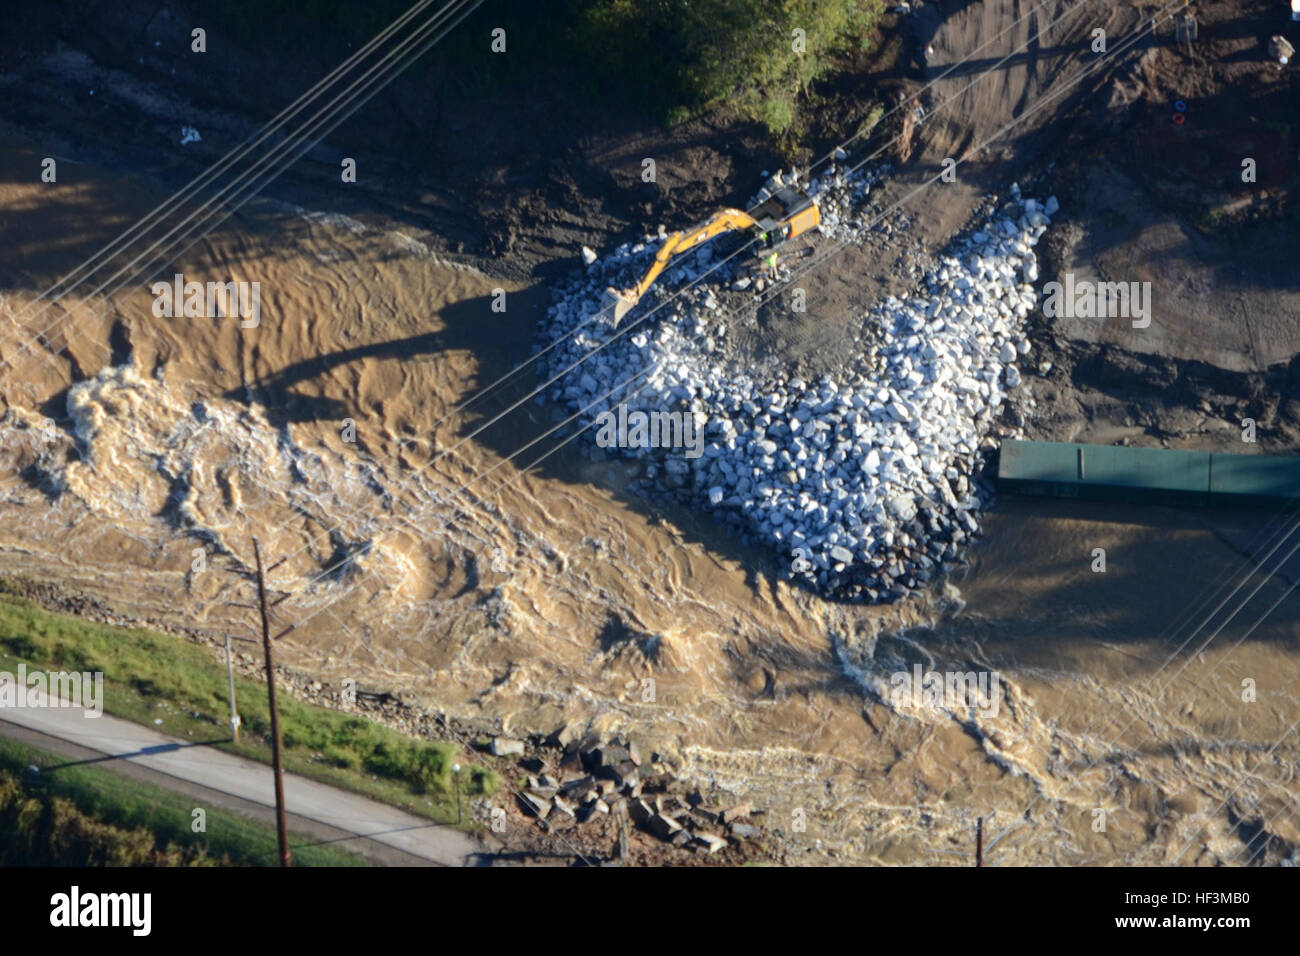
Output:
0,689,483,867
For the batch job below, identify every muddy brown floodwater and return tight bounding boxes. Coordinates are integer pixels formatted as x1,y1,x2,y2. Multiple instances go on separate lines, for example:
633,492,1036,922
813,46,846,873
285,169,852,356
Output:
3,101,1299,868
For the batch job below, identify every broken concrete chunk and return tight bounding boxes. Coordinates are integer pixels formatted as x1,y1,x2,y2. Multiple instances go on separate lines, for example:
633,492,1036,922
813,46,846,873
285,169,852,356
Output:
518,791,550,819
546,722,583,749
559,749,584,772
612,760,640,788
560,774,597,798
490,737,525,757
720,803,752,824
594,744,631,768
693,832,728,854
649,813,683,840
577,798,610,823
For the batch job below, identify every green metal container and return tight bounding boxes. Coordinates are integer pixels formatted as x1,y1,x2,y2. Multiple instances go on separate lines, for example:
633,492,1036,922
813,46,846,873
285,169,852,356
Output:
998,440,1300,508
1209,451,1300,506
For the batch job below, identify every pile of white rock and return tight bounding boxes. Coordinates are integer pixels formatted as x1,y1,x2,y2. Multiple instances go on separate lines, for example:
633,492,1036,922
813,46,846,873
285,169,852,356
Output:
538,176,1055,602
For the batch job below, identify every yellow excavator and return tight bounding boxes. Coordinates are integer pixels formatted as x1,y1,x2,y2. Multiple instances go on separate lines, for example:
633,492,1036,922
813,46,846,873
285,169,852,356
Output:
604,184,822,323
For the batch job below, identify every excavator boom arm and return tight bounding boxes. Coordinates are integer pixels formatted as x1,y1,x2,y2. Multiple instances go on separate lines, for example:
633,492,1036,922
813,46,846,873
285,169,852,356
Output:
627,208,756,300
603,187,819,325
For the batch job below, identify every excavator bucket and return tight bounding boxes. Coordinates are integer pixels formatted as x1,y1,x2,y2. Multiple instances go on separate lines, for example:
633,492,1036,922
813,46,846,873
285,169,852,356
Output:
603,287,637,325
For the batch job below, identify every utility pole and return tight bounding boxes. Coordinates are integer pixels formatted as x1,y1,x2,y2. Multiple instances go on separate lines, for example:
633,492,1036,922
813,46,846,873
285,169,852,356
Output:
224,633,240,742
975,816,984,867
254,537,291,867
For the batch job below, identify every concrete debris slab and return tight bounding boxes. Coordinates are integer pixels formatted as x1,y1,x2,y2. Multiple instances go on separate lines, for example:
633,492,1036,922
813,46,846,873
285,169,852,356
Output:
490,737,525,757
518,791,550,820
650,813,684,839
693,832,728,854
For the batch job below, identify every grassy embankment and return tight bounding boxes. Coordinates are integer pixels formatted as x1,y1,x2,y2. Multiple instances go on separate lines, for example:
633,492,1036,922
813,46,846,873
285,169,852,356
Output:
0,737,366,866
0,580,498,828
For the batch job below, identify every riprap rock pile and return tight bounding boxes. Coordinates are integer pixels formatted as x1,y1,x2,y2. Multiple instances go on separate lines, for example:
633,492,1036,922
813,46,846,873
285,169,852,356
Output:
539,179,1055,602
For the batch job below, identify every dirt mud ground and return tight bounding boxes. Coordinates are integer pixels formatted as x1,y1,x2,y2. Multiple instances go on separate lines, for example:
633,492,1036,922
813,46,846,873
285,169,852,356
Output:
1,0,1299,865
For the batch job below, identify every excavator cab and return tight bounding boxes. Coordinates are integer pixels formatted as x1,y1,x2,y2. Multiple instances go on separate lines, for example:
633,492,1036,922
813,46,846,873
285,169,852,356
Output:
750,186,819,250
757,223,793,249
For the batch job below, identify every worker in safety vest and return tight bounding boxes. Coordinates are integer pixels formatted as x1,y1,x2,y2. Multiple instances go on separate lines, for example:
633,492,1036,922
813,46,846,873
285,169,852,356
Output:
765,250,779,280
